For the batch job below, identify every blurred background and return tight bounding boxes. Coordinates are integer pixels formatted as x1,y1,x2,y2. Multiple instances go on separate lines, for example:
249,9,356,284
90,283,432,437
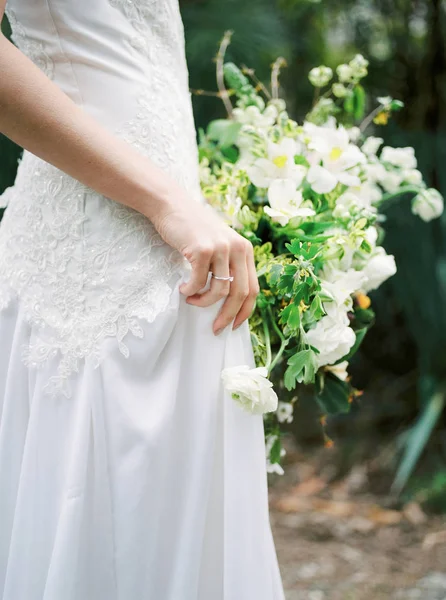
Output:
2,1,446,596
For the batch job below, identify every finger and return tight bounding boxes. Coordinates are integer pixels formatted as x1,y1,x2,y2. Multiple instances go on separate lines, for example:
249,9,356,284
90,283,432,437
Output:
233,243,259,329
179,246,212,296
213,241,249,335
186,245,231,307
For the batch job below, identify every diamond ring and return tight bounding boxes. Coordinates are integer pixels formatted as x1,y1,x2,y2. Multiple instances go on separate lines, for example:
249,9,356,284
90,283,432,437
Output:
210,272,234,282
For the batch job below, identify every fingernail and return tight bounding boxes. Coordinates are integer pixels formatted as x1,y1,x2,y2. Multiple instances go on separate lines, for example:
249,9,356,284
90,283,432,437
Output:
233,323,242,330
214,327,224,336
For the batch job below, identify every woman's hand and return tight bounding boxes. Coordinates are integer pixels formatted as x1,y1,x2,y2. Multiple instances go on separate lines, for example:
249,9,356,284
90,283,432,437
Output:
154,198,260,335
0,29,259,335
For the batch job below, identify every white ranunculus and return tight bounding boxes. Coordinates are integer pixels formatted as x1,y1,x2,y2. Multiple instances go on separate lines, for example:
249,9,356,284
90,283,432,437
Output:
305,303,356,366
221,365,278,415
412,188,444,222
277,401,294,424
361,247,397,292
247,137,306,189
265,178,315,225
381,146,417,170
362,136,383,156
325,360,349,381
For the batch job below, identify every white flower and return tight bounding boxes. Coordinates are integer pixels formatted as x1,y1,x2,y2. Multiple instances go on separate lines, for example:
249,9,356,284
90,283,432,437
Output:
363,160,387,184
325,360,349,381
381,146,417,170
333,83,349,98
277,401,294,424
337,63,354,83
305,124,366,193
347,127,361,143
365,226,379,247
404,169,423,186
377,95,393,107
309,65,333,87
232,104,278,129
319,266,366,310
362,136,383,156
219,191,244,229
265,434,286,475
306,303,356,366
333,187,377,219
361,247,397,292
247,138,306,188
349,54,369,78
412,188,444,222
380,171,403,194
264,179,315,226
221,365,278,414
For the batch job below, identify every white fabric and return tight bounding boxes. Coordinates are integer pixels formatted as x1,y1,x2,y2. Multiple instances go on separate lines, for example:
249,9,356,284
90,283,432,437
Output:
0,0,285,598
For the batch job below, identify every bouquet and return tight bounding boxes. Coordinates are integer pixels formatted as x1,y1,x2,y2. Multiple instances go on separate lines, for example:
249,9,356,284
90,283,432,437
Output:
197,34,444,474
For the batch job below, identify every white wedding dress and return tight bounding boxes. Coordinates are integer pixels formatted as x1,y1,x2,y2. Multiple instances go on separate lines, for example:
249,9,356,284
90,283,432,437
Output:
0,1,285,598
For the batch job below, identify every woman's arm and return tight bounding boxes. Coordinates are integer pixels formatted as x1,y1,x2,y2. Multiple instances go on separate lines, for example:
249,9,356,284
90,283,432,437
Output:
0,7,259,334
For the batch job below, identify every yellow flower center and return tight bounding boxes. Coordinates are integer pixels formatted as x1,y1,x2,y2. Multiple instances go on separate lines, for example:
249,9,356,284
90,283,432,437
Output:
330,147,343,161
272,155,288,169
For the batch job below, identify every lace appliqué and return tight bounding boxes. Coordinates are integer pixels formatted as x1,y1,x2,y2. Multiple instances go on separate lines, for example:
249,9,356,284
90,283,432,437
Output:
4,6,54,78
0,1,201,398
0,155,188,398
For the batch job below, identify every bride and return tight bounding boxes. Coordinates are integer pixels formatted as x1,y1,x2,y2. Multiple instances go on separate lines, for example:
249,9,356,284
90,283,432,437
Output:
0,1,285,598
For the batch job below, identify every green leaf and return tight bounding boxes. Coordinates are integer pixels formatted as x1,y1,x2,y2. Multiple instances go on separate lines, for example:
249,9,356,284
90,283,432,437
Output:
353,84,366,120
269,436,282,464
284,349,318,390
294,154,310,167
315,373,351,415
308,294,325,321
280,303,301,330
268,263,284,286
391,390,445,496
343,93,355,115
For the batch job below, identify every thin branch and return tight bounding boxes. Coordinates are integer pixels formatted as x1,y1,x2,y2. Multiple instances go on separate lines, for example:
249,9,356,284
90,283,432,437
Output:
241,64,272,100
215,30,234,117
271,57,287,100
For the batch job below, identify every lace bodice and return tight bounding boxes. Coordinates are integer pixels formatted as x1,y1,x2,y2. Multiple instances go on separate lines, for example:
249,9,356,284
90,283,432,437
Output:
0,0,203,397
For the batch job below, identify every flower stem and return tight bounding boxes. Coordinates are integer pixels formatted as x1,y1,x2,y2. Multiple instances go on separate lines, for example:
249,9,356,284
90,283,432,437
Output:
380,186,420,209
269,336,290,374
262,312,273,370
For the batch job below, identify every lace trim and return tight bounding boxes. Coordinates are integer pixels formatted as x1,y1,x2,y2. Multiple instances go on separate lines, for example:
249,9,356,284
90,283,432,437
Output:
4,7,54,78
0,1,200,398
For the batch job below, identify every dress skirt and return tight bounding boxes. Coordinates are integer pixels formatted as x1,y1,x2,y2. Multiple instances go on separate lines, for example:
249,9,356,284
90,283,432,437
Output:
0,274,285,600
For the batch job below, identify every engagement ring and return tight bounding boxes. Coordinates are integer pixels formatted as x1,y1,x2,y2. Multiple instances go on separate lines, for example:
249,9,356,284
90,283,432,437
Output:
210,272,234,282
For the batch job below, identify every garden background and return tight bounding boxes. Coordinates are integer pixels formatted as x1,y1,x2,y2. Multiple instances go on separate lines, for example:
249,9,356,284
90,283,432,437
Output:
2,1,446,596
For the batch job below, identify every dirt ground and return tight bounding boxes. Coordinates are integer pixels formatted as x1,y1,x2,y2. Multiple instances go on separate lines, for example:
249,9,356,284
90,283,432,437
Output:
269,438,446,600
